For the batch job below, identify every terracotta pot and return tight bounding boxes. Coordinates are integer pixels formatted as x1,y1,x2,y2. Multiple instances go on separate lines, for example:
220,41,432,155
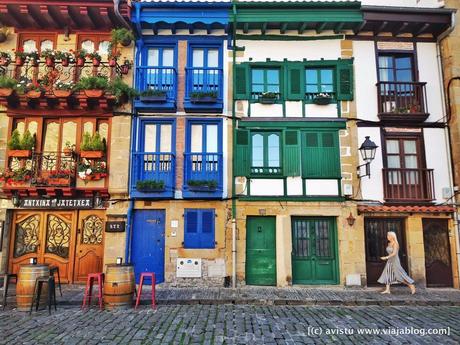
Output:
109,59,117,67
0,88,13,97
92,58,101,67
76,57,85,67
48,177,70,186
121,38,132,47
0,57,10,66
15,57,24,66
53,90,71,98
63,148,73,156
84,89,104,98
26,90,42,99
80,150,103,158
30,59,39,67
45,57,55,67
9,149,31,158
0,33,7,43
121,65,129,75
61,58,69,67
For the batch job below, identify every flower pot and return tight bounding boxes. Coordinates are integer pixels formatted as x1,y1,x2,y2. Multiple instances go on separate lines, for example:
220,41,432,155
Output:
92,58,101,67
0,88,13,97
0,57,10,66
312,97,332,105
140,95,167,103
76,58,85,67
48,177,70,186
121,65,130,75
258,96,277,104
63,148,73,156
54,90,72,98
7,180,29,187
109,59,117,67
191,96,217,104
121,38,132,47
9,149,31,158
26,90,43,99
61,58,69,67
80,150,104,159
30,59,39,67
45,57,55,67
15,57,24,66
0,33,7,43
84,89,104,98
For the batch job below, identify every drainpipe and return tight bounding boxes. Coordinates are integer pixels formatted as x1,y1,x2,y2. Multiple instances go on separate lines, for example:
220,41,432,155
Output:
231,0,238,289
113,0,132,30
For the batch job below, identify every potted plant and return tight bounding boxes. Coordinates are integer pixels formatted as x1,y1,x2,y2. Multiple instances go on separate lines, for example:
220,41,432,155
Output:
13,48,27,66
120,58,131,75
80,131,105,158
139,89,167,102
258,92,278,104
56,51,74,67
313,92,333,105
136,180,165,192
63,141,75,156
75,76,108,98
0,167,32,187
26,51,40,67
190,90,218,103
107,77,137,104
47,169,72,186
0,51,12,66
18,80,45,99
75,49,87,67
41,49,56,67
0,75,17,97
0,27,10,43
111,28,135,47
91,161,107,180
7,129,35,157
108,50,121,67
187,179,218,192
88,51,102,67
53,80,74,98
77,160,107,182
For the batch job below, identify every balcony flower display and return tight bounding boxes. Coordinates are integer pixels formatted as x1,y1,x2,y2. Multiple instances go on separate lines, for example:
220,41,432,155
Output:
0,167,32,187
80,131,106,158
78,159,107,182
13,48,27,66
120,58,132,75
56,51,75,67
53,80,75,98
75,49,87,67
136,180,165,192
111,28,135,47
17,78,45,98
47,169,73,186
108,50,121,67
75,76,108,98
88,51,102,67
41,49,57,67
7,129,35,158
0,75,18,97
190,90,218,103
63,141,76,156
258,92,278,104
26,51,40,67
107,77,138,104
313,92,332,105
0,51,12,66
139,89,167,102
187,179,218,192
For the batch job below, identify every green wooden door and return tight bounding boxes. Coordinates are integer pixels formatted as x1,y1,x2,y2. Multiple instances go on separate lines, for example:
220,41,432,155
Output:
246,216,276,286
291,217,339,284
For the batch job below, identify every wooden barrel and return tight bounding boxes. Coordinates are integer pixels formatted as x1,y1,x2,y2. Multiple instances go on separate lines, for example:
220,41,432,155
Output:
16,264,50,311
103,264,135,309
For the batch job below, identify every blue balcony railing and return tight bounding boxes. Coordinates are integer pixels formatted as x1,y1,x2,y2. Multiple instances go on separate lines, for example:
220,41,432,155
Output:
131,152,175,198
135,67,177,111
184,67,224,112
183,152,223,198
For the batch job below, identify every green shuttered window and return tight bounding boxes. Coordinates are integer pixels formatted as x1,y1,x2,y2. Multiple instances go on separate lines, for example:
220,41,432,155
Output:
302,131,341,178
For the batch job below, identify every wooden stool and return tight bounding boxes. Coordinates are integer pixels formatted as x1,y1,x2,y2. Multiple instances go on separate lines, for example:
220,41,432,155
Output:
49,266,62,296
1,273,17,310
82,273,104,310
135,272,156,309
29,276,57,315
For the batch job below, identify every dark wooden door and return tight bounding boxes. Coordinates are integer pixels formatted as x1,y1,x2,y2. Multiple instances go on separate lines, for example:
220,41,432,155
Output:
291,217,338,285
74,211,105,283
423,219,453,287
365,218,408,285
246,216,276,286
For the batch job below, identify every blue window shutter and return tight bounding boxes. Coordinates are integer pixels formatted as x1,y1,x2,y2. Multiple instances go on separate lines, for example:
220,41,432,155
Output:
201,210,215,248
184,210,199,248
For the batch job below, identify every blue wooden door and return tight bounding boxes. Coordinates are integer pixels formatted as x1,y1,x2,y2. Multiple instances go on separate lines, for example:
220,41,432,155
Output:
132,210,165,284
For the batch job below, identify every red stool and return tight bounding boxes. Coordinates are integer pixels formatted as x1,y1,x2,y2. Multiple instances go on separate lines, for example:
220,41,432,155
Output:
135,272,156,309
82,273,104,309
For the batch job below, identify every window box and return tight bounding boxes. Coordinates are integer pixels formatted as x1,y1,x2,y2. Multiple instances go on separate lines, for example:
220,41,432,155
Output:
136,180,166,193
26,90,43,99
187,179,218,192
139,95,167,103
83,89,104,98
9,149,31,158
191,96,217,104
80,150,104,159
313,96,333,105
54,90,72,98
258,96,277,104
48,177,71,186
0,88,13,97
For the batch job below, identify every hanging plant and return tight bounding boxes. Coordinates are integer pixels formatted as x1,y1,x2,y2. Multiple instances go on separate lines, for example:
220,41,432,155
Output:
26,51,40,67
111,28,135,47
0,51,12,66
0,27,10,43
75,49,87,67
56,51,75,66
13,48,27,66
41,49,56,67
88,51,102,66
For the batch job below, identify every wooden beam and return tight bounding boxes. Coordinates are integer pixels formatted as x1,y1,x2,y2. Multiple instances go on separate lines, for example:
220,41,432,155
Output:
280,23,288,34
97,7,111,29
334,22,345,34
353,20,367,34
28,5,50,28
392,22,409,36
171,23,176,35
0,5,16,27
86,7,101,29
414,23,430,36
67,6,85,28
39,5,57,28
261,22,267,35
9,5,33,28
47,6,66,28
206,24,212,35
188,24,194,34
243,22,249,34
374,21,388,35
298,22,307,35
316,22,327,34
77,6,93,29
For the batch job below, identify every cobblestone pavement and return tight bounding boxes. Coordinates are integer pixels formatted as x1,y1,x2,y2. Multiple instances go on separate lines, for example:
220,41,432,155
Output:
0,305,459,344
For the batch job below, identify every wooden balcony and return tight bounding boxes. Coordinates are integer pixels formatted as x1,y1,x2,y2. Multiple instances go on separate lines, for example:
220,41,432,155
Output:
377,81,429,123
383,168,435,203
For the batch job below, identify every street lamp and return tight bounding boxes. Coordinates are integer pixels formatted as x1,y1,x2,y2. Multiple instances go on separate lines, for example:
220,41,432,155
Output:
11,192,20,207
357,136,378,178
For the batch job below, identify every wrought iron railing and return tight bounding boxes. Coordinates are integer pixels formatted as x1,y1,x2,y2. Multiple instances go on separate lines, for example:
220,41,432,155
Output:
131,152,175,192
184,153,223,189
185,67,223,100
377,81,428,116
250,166,282,175
136,66,177,100
383,168,435,202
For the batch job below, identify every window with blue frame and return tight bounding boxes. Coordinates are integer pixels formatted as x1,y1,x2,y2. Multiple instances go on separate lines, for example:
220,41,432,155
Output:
251,68,280,100
187,44,222,99
305,68,335,101
184,209,215,249
142,46,176,96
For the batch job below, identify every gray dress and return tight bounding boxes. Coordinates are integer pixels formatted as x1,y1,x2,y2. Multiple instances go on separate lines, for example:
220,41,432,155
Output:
377,245,414,285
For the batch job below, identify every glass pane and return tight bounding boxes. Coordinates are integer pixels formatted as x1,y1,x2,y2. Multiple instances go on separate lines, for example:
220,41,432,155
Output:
321,84,333,93
43,122,59,152
403,140,417,154
379,69,392,82
252,134,264,167
193,49,204,68
306,69,317,84
160,124,172,152
321,69,333,84
267,69,279,84
405,156,418,169
268,134,280,167
395,56,412,69
83,122,93,135
98,123,108,141
252,70,264,84
147,48,159,66
98,41,110,57
40,40,53,51
252,84,264,93
306,84,319,93
387,155,400,169
81,40,95,53
206,125,218,153
61,121,77,151
163,49,174,67
191,125,203,152
396,69,412,82
144,124,157,152
386,140,399,154
267,84,280,93
379,56,393,69
28,121,38,137
208,49,219,68
23,40,37,53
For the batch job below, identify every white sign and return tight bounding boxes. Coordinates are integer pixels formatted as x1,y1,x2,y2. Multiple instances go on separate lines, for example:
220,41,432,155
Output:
176,258,202,278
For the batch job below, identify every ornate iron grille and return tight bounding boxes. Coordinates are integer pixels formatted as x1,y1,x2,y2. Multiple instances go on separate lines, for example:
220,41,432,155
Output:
45,215,71,259
13,214,40,258
82,215,103,245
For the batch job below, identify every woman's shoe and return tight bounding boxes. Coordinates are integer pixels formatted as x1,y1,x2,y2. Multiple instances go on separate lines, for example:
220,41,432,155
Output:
409,284,416,295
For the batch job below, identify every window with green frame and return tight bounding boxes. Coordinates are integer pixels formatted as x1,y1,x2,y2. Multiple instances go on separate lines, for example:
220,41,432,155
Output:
251,132,282,175
251,68,280,100
305,68,335,101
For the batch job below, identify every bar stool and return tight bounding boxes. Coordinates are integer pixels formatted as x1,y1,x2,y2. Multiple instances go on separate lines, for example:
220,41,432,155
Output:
135,272,156,309
1,273,17,310
49,266,62,296
82,273,104,310
29,276,57,315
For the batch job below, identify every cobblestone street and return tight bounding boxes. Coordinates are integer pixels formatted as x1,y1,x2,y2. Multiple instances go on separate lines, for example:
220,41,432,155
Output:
0,304,459,345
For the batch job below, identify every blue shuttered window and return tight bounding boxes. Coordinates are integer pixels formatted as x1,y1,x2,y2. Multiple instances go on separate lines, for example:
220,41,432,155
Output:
184,209,215,249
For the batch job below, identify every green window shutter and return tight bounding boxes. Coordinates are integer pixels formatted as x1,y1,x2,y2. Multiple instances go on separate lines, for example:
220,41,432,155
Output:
286,64,305,100
234,64,249,100
336,62,354,101
283,130,301,176
302,131,341,178
234,129,250,176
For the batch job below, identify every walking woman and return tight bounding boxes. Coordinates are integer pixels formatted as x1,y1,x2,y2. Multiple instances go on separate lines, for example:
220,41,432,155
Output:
378,231,416,294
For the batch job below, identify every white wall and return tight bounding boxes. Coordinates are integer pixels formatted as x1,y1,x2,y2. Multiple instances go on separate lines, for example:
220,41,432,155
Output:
353,40,379,122
358,127,384,202
361,0,444,7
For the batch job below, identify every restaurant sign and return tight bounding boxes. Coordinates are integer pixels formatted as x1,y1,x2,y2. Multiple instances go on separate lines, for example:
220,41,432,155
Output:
19,197,94,209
